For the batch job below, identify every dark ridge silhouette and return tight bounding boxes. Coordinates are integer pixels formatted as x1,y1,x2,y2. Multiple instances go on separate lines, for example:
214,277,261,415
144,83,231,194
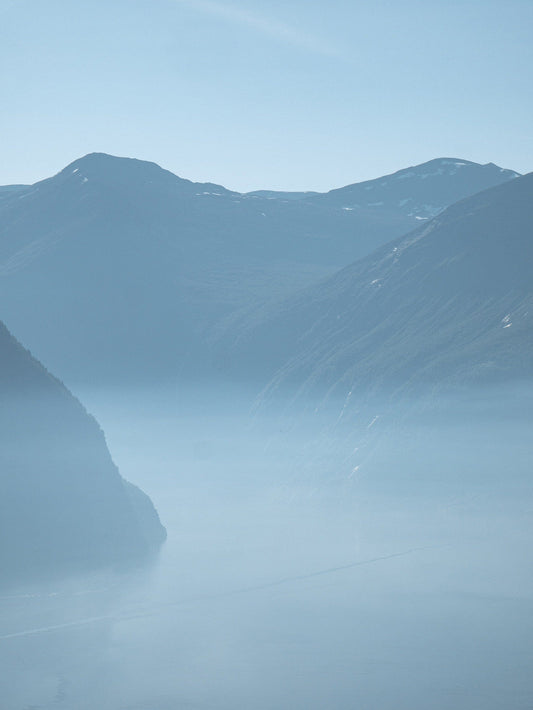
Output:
0,320,166,586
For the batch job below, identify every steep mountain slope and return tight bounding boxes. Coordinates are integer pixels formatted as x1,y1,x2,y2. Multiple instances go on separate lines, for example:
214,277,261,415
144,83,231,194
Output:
0,320,166,584
0,153,519,385
221,173,533,402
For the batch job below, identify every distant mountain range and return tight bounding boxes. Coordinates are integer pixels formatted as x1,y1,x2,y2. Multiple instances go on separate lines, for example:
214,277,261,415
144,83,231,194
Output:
249,158,519,221
0,153,518,385
220,173,533,404
0,320,166,584
2,153,529,583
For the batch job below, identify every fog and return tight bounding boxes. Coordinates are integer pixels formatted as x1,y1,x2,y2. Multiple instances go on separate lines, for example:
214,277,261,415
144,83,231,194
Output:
1,383,532,709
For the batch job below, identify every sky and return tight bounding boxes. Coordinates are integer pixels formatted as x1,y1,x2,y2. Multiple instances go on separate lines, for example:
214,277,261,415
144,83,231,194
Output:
0,0,532,191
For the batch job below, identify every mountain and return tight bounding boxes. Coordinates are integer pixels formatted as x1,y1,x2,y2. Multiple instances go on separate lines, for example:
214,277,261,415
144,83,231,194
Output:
0,184,29,204
219,173,533,403
0,320,166,585
304,158,520,220
0,153,519,385
245,189,321,201
246,158,520,220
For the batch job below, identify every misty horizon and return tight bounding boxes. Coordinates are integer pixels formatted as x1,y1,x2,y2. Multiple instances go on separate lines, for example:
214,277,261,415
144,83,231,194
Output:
1,1,532,708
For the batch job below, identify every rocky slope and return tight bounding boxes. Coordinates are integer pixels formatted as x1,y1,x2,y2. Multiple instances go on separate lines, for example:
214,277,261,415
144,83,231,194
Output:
220,173,533,404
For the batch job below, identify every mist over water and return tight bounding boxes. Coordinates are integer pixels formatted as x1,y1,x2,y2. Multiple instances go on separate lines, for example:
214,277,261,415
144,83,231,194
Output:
1,1,531,705
1,383,532,709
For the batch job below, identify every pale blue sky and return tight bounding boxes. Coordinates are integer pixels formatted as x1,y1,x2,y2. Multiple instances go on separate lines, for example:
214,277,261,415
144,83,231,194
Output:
1,0,531,190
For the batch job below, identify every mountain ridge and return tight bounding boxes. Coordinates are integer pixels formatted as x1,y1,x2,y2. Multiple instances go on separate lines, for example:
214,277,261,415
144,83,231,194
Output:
0,319,166,585
2,152,520,204
217,172,533,404
0,152,521,386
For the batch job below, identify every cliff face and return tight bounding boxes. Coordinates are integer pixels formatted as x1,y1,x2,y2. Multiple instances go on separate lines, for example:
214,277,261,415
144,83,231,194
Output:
0,321,165,584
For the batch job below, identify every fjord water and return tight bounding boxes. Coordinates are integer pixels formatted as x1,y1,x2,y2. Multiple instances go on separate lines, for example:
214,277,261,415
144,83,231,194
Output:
2,383,532,710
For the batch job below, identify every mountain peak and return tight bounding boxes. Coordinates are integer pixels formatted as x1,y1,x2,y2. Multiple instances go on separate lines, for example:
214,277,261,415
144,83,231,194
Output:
414,157,478,168
54,152,192,188
378,157,520,182
318,157,520,219
34,152,234,197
